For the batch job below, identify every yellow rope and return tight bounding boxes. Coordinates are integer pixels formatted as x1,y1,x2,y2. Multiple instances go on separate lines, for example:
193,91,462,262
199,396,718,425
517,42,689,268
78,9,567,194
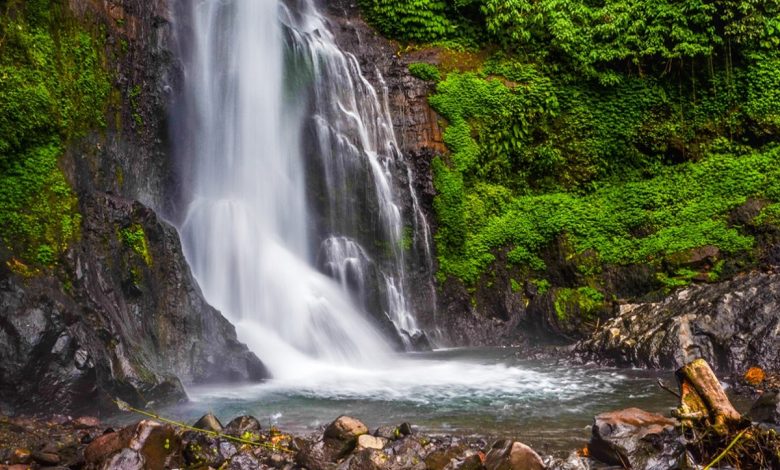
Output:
113,399,295,454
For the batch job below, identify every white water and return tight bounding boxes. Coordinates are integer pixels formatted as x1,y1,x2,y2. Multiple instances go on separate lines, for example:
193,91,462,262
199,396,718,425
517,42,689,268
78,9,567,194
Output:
177,0,433,377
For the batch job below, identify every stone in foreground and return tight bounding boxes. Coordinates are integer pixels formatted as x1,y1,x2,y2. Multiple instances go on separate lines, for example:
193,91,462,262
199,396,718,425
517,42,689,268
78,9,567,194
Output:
588,408,684,470
484,440,544,470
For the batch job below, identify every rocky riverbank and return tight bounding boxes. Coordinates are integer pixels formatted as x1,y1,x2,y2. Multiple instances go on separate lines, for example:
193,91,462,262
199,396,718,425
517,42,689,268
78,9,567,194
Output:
2,360,778,470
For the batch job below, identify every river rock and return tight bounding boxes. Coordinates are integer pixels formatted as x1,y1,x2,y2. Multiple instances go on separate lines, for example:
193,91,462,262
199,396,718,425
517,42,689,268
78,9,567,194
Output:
575,271,780,376
749,391,780,426
588,408,684,470
31,450,61,465
101,448,145,470
227,453,260,470
357,435,388,451
321,415,369,458
193,413,223,433
9,449,31,465
374,426,401,441
225,415,261,436
484,440,544,470
345,448,391,470
84,419,181,470
182,432,226,468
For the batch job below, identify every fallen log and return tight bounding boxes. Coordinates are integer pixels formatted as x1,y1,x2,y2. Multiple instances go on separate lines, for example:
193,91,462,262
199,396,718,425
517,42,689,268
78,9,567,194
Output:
673,358,742,434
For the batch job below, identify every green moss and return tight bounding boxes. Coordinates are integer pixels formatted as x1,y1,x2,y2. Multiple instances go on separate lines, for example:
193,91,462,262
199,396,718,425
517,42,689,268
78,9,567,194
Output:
120,224,152,266
0,0,111,270
0,144,81,270
553,287,605,321
409,62,441,82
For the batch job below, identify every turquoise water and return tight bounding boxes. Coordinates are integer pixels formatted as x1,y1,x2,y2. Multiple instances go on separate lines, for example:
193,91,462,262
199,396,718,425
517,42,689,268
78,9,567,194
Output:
163,348,681,453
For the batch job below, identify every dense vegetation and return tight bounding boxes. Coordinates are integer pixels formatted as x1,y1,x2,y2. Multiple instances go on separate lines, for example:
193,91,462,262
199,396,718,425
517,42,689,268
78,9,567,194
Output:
0,0,111,272
361,0,780,302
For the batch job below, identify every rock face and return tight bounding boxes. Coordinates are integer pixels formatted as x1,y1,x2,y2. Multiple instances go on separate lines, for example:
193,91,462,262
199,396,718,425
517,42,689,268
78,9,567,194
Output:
322,1,531,347
575,271,780,377
0,0,267,415
588,408,684,470
0,193,268,415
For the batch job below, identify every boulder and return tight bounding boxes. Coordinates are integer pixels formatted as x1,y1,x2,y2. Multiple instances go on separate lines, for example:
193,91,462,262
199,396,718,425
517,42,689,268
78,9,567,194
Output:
227,453,260,469
374,426,401,441
84,420,181,470
100,448,145,470
588,408,684,470
182,432,228,468
323,416,369,458
345,448,390,470
357,435,388,451
484,440,544,470
749,391,780,426
193,413,223,433
225,415,261,437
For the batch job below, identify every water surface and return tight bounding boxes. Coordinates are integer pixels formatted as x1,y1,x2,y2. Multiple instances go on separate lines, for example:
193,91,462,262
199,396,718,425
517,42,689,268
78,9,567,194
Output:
169,348,681,453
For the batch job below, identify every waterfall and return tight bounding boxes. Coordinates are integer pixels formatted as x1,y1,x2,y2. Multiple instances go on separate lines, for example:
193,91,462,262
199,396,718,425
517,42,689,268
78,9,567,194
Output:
175,0,433,374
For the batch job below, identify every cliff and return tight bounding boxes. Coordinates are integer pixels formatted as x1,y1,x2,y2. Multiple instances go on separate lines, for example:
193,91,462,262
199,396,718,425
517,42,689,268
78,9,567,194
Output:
0,0,266,415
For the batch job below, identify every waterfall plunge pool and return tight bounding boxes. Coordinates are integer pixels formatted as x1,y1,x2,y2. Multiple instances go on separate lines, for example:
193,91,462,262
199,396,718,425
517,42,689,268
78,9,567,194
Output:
162,347,686,454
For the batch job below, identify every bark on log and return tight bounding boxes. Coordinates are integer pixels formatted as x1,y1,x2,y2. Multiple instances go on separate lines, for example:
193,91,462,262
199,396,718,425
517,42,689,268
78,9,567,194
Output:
673,358,742,434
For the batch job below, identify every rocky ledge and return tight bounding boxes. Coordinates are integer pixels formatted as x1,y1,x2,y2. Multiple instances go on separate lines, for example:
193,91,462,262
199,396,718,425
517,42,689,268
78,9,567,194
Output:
574,270,780,379
2,360,778,470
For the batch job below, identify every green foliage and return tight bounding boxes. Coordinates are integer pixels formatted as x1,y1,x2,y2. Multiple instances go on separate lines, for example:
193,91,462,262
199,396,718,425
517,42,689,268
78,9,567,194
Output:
358,0,461,43
0,0,110,269
436,146,779,284
409,62,442,82
553,286,605,321
120,225,152,266
0,144,81,267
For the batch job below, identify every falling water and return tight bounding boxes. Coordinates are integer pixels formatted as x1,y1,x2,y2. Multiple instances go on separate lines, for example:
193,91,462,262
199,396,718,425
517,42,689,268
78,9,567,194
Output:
176,0,432,374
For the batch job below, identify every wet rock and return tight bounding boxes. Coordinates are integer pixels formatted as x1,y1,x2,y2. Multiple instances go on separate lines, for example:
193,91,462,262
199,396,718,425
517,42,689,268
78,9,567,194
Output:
484,440,544,470
32,450,61,465
398,423,413,436
386,437,426,470
72,416,101,429
357,434,388,451
588,408,684,470
374,426,400,441
446,450,483,470
228,453,260,469
182,433,226,468
225,415,261,436
294,438,337,470
325,416,369,442
84,420,181,470
544,452,589,470
575,271,780,376
194,413,223,432
749,391,780,425
9,448,31,465
424,445,465,470
322,415,369,458
345,448,391,470
101,448,145,470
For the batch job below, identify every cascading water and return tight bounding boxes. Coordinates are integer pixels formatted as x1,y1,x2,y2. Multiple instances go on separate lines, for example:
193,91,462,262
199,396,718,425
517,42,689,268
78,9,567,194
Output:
176,0,429,375
168,1,670,441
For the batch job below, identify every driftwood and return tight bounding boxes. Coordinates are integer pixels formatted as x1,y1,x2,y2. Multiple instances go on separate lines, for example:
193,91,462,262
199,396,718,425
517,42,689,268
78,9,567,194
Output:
673,358,742,434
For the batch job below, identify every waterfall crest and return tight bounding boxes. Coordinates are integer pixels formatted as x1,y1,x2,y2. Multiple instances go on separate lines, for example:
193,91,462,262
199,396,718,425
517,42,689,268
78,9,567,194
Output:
176,0,433,374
